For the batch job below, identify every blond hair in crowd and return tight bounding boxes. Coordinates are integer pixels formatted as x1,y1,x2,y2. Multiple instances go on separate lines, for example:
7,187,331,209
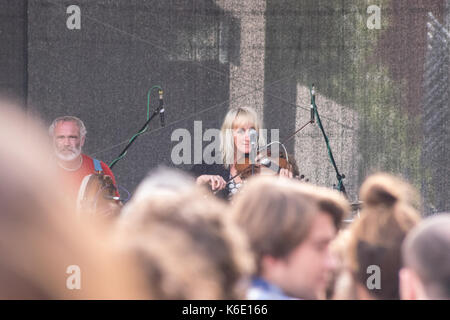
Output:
346,173,421,300
229,176,347,299
119,166,199,224
294,182,350,230
292,182,350,299
230,177,317,272
0,100,147,299
118,168,254,299
329,229,358,300
231,177,348,271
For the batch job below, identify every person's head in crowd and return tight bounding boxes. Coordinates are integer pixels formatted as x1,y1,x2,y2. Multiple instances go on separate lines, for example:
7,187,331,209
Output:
295,182,350,299
120,166,202,224
118,168,254,299
359,172,421,213
328,229,358,300
230,176,346,299
0,101,147,299
49,115,86,162
346,173,421,300
220,106,265,167
128,166,196,201
400,213,450,300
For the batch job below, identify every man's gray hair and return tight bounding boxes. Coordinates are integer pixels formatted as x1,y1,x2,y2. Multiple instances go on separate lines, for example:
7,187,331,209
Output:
48,116,87,138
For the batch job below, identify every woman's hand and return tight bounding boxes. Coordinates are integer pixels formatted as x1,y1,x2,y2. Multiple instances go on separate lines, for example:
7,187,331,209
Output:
279,168,293,179
196,175,227,191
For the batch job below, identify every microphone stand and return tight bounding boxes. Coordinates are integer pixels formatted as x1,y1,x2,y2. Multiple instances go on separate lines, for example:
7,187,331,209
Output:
228,86,347,196
281,86,316,144
251,145,256,176
282,120,313,144
109,105,163,169
310,85,347,197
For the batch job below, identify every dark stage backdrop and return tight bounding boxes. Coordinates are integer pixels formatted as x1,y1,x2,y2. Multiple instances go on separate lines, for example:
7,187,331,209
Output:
1,0,448,214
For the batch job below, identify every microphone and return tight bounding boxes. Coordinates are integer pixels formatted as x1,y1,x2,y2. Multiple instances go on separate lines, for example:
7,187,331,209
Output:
249,129,257,176
158,89,165,127
260,157,281,174
249,129,257,164
310,84,315,124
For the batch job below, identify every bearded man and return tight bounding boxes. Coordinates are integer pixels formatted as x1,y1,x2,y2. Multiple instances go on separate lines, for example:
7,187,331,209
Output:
49,116,119,205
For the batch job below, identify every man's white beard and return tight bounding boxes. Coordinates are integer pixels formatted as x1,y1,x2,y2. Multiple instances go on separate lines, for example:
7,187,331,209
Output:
55,146,82,162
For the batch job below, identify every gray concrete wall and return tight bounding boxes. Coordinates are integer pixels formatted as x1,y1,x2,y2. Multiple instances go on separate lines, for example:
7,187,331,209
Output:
2,0,448,213
27,0,232,191
0,0,27,105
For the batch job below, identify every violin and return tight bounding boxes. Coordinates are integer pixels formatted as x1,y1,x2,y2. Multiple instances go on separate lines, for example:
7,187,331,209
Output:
233,148,293,180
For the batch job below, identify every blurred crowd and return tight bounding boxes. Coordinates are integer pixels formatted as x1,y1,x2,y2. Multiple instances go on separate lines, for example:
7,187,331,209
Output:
0,100,448,300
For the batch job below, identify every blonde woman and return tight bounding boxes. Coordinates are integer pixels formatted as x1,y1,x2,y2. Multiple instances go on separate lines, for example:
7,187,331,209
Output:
191,106,292,199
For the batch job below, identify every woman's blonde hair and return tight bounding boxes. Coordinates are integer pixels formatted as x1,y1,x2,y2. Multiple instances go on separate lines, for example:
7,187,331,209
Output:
346,173,421,300
118,184,255,299
220,107,265,168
